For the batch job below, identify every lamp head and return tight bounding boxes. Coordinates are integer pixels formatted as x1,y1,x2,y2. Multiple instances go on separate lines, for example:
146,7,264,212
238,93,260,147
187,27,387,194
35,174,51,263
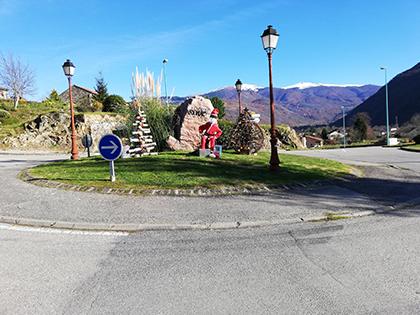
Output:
261,25,279,53
62,59,75,77
235,79,242,92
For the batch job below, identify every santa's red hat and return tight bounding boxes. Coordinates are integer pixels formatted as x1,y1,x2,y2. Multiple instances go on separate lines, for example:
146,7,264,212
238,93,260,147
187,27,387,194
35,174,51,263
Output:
210,108,219,117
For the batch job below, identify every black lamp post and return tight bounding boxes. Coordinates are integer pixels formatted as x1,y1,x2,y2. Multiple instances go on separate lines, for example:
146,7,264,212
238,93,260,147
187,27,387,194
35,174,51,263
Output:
235,79,242,115
62,59,79,160
261,25,280,171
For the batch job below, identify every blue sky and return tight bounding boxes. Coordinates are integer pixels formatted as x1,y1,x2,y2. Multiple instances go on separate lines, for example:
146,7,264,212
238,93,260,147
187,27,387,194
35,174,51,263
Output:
1,0,419,100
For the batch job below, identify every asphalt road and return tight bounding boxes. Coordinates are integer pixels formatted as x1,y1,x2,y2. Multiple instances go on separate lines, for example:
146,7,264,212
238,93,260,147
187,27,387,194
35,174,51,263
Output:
286,147,420,205
285,146,420,173
1,214,419,314
0,147,419,314
0,152,379,225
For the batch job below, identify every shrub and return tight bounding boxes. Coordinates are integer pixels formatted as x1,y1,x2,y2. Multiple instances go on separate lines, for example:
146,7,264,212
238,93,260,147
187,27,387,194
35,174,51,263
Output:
413,135,420,144
0,109,11,122
217,119,234,148
92,100,103,112
103,95,128,113
0,100,14,111
47,89,61,102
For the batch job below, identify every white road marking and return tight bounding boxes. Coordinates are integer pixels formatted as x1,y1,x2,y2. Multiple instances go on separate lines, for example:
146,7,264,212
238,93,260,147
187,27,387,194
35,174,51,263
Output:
0,223,129,236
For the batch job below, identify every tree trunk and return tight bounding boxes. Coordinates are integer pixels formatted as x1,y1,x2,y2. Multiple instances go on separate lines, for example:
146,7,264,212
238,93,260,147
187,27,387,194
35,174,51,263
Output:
13,95,20,109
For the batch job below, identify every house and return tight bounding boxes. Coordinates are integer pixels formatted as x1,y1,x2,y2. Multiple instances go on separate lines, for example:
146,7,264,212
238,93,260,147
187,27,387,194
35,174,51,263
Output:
59,85,98,110
328,130,345,141
0,87,8,99
302,135,324,148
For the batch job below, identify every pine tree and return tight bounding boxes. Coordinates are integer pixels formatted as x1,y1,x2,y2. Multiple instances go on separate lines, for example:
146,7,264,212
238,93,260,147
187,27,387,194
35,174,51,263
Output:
210,96,225,119
352,112,372,141
94,72,109,103
321,128,328,140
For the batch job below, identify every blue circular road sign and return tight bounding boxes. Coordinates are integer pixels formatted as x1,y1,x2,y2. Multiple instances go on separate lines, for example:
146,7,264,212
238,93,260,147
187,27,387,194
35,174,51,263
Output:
98,134,123,161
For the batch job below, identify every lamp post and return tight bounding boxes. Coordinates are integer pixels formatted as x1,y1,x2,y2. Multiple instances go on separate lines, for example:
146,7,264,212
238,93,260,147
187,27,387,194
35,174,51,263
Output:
235,79,242,115
163,59,169,105
341,106,346,148
380,67,390,146
261,25,280,171
62,59,79,160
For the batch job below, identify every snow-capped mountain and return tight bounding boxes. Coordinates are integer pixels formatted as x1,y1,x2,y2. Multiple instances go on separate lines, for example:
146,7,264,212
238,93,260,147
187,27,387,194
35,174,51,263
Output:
282,82,364,90
203,83,380,126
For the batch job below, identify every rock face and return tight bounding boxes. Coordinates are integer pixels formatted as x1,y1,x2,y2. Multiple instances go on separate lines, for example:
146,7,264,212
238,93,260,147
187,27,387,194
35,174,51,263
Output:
260,125,305,150
276,125,305,149
3,111,127,151
167,96,214,151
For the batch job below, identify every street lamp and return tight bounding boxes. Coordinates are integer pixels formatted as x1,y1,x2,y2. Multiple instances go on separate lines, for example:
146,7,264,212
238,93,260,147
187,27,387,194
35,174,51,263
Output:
341,106,346,148
235,79,242,115
62,59,79,160
163,59,169,105
380,67,390,146
261,25,280,171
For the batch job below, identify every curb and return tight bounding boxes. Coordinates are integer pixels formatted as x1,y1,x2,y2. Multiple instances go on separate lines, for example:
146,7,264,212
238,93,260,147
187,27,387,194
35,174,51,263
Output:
0,210,378,233
3,196,419,233
400,147,420,153
19,168,333,197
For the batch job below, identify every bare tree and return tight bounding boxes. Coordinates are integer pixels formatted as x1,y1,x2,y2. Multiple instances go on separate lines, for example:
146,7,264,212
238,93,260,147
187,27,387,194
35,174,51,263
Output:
0,54,36,109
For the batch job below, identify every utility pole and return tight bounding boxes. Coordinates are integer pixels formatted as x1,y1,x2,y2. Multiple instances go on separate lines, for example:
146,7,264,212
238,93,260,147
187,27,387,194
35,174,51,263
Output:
163,59,169,105
380,67,390,146
342,106,346,148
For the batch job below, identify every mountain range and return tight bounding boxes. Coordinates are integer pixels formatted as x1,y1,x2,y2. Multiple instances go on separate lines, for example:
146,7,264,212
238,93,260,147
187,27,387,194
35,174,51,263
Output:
202,83,380,126
333,62,420,127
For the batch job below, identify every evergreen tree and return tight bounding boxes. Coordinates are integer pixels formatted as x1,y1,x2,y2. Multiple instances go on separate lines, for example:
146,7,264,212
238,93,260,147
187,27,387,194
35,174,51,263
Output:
103,94,127,113
94,72,109,103
352,112,371,141
47,89,60,102
210,96,225,119
321,128,328,140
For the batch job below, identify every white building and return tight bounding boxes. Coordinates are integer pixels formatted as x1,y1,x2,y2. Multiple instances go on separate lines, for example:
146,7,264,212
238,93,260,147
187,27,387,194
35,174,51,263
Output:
0,87,8,99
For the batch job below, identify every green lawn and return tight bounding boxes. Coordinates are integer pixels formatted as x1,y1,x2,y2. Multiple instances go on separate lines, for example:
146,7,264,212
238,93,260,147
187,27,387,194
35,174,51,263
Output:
402,144,420,152
28,151,352,190
0,100,67,139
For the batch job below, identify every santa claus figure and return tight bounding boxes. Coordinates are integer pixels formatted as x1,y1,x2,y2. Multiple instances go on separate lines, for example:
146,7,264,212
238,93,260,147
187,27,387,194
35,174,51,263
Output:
199,108,223,158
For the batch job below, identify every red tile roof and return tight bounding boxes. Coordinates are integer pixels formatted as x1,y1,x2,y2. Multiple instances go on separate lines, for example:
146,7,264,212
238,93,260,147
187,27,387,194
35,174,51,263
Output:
73,85,98,95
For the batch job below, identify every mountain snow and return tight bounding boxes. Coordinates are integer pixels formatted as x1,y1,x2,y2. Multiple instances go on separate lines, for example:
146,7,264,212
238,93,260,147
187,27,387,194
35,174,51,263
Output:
208,83,262,93
282,82,364,90
240,84,263,91
209,82,365,93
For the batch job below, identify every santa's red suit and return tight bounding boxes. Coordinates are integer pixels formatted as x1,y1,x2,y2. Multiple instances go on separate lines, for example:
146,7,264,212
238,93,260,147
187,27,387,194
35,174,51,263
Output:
199,109,222,151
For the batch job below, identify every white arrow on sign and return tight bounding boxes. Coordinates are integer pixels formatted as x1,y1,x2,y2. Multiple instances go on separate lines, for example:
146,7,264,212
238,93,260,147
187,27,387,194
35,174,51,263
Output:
101,141,118,154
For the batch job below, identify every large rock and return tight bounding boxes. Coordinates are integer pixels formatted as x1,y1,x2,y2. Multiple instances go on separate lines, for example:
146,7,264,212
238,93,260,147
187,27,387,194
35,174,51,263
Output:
2,111,127,151
261,125,305,150
167,96,214,151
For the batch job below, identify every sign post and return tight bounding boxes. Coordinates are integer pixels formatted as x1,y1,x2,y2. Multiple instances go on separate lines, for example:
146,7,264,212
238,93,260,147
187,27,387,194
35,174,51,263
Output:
82,134,93,157
98,134,123,182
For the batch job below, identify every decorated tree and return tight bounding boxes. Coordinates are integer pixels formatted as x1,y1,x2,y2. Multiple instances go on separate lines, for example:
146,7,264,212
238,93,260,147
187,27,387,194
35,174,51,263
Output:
229,109,265,154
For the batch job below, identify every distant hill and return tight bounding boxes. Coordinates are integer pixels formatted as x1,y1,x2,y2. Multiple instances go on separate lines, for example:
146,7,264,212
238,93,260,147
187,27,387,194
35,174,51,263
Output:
333,62,420,127
202,83,379,126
